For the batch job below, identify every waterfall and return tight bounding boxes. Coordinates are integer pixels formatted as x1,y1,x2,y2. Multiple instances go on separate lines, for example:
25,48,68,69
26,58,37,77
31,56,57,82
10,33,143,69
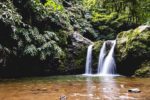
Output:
85,45,93,74
84,40,117,76
99,40,116,75
97,42,107,74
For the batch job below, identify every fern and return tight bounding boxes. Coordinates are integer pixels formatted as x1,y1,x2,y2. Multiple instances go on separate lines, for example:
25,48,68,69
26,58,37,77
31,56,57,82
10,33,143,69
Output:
40,51,46,60
43,31,59,41
18,40,24,48
0,0,65,62
24,45,37,57
0,1,22,25
14,26,63,60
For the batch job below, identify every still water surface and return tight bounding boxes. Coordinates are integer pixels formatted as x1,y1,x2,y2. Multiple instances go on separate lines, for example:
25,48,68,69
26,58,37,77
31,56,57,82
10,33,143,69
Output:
0,75,149,100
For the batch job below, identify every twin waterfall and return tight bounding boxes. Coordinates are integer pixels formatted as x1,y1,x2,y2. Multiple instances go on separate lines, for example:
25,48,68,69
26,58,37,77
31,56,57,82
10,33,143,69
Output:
85,40,117,76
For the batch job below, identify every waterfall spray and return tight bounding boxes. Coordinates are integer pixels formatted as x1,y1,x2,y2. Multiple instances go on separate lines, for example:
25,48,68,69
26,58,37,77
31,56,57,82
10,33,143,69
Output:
84,40,117,76
100,40,116,75
85,45,93,74
97,42,107,74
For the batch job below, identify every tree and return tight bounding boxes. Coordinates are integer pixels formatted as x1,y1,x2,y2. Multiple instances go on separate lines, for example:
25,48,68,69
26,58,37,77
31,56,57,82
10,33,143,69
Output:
83,0,150,24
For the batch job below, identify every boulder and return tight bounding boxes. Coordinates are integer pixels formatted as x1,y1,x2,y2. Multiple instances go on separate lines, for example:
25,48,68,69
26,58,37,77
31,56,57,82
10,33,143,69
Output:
60,95,67,100
116,25,150,76
57,32,93,74
134,61,150,77
70,32,93,47
128,88,141,93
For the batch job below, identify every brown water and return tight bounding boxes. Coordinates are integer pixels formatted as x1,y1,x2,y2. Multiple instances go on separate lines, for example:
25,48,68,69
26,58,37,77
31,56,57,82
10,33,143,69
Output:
0,75,149,100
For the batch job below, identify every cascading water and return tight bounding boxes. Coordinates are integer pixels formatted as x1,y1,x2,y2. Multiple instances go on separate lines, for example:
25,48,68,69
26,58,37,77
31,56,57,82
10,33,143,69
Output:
99,40,117,75
84,41,118,100
97,42,106,74
84,40,117,76
85,45,93,74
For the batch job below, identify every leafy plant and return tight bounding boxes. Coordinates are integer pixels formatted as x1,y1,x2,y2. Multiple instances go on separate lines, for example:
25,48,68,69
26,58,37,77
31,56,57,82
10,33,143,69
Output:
13,27,64,60
44,0,64,11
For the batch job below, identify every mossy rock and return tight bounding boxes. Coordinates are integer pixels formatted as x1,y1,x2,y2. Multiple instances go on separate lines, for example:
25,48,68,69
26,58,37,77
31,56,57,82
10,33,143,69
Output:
57,32,93,74
135,61,150,77
116,25,150,76
92,41,103,72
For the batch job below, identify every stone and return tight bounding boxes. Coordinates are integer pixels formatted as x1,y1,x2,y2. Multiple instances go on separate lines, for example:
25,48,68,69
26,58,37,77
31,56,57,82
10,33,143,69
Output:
116,25,150,76
135,61,150,77
128,88,141,93
60,95,67,100
58,31,93,74
70,32,93,47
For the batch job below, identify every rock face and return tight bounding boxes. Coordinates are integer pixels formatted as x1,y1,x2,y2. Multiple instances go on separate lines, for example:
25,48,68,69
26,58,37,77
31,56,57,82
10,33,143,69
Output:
134,61,150,77
92,41,103,72
70,32,93,47
57,32,93,74
116,25,150,76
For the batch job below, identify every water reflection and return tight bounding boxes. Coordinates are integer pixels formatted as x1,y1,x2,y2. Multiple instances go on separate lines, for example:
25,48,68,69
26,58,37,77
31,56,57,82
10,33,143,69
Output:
85,76,144,100
86,76,118,100
86,77,94,100
99,76,118,100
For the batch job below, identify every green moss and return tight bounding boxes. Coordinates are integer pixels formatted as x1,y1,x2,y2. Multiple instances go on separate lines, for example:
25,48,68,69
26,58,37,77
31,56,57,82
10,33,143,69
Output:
57,45,87,73
116,26,150,76
117,26,150,61
92,12,118,23
116,14,128,22
91,10,137,40
97,25,115,39
92,41,103,69
73,46,87,69
135,61,150,77
93,41,103,53
83,0,97,9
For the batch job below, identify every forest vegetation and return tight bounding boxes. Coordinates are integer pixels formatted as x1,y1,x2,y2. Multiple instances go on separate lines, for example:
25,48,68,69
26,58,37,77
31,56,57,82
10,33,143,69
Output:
0,0,150,77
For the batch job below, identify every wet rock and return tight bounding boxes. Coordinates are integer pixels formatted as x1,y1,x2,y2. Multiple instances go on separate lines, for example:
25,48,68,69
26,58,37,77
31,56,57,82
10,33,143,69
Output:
92,41,103,68
128,88,141,93
60,32,93,73
116,25,150,76
60,95,67,100
135,61,150,77
70,32,93,47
